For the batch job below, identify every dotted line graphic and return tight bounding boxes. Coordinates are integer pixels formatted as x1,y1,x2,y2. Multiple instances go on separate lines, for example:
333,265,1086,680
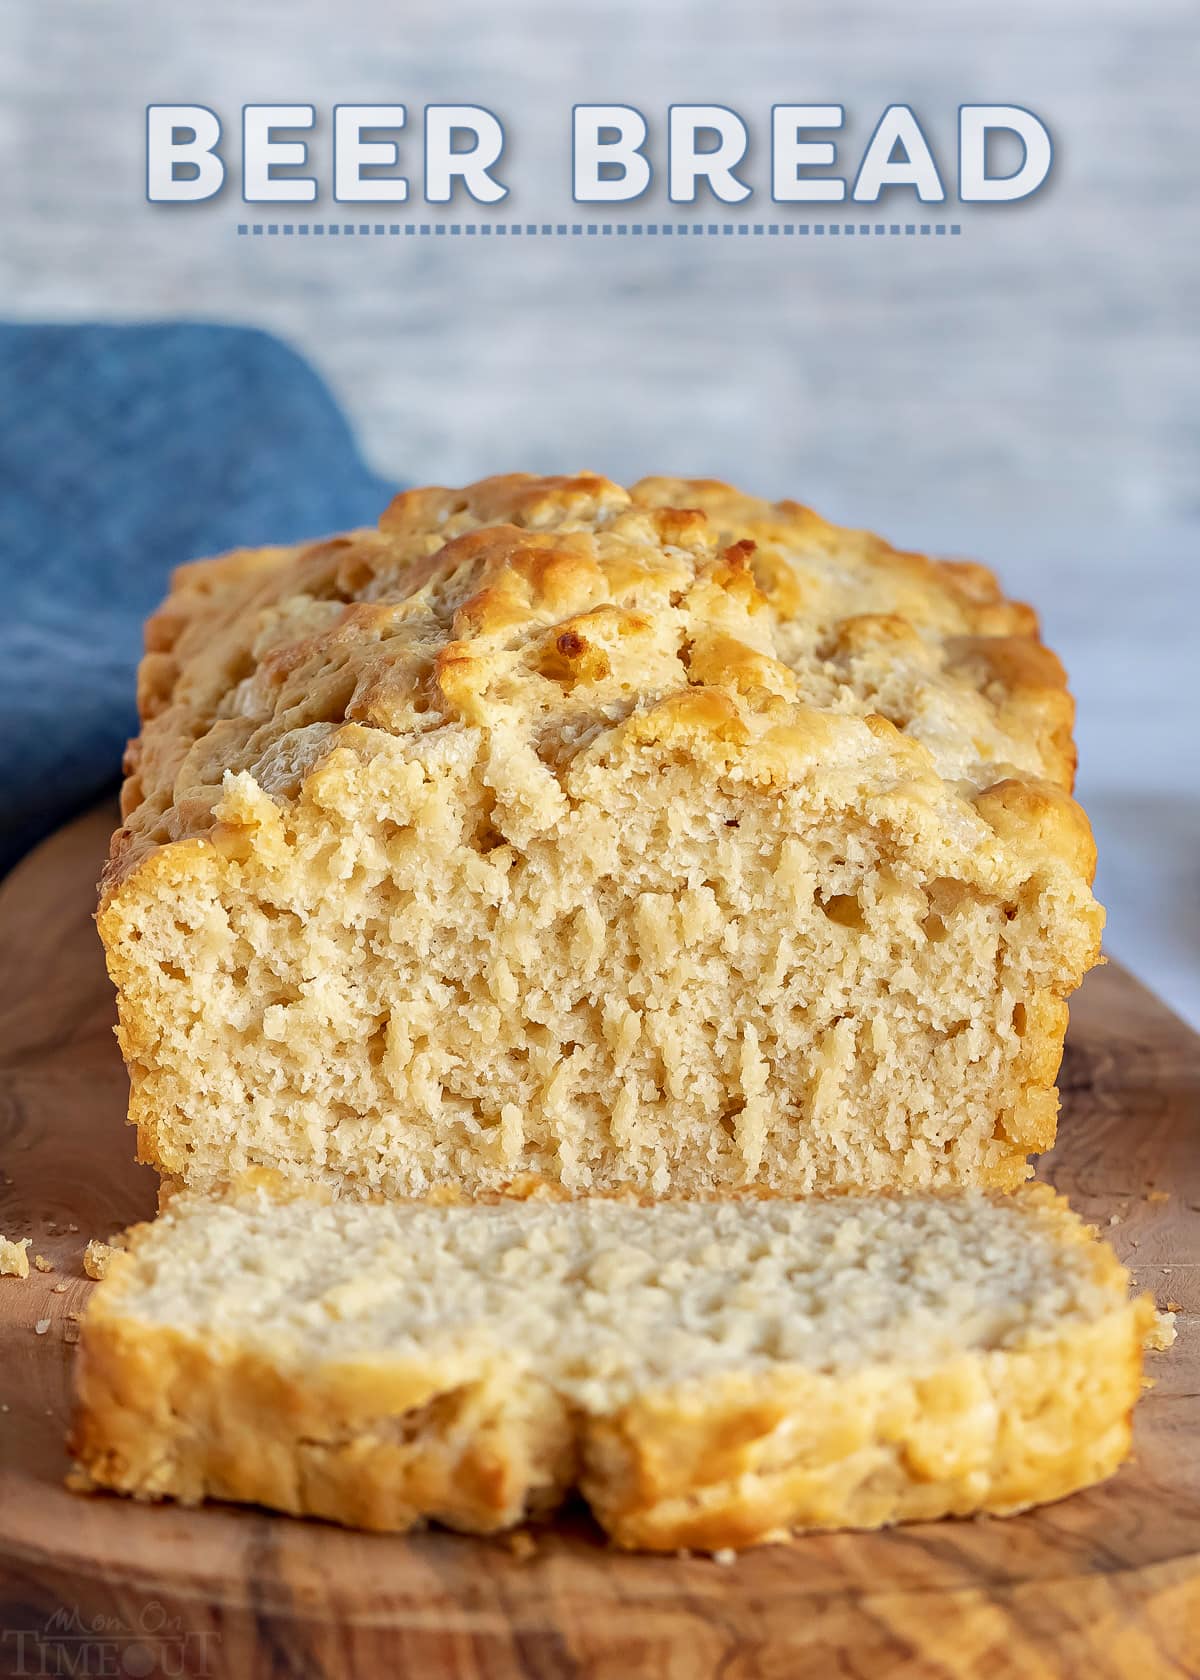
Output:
235,221,963,238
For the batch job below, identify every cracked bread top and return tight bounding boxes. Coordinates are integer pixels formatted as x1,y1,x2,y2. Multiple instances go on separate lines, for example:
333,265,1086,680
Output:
104,472,1091,901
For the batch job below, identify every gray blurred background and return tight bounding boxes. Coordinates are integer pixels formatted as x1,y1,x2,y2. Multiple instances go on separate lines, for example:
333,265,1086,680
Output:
2,0,1197,1022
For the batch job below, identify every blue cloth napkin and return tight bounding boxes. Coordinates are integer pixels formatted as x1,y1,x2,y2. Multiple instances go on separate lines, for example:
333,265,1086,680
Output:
0,323,396,873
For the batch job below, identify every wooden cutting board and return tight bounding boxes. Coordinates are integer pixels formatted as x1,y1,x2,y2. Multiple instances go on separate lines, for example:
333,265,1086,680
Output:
0,807,1196,1680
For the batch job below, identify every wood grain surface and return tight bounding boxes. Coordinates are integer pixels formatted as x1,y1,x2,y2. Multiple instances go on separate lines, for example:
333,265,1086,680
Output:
0,806,1196,1680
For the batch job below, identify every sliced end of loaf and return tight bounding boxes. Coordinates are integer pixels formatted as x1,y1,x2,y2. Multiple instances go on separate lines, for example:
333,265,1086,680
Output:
70,1186,1151,1550
99,473,1103,1202
101,727,1100,1200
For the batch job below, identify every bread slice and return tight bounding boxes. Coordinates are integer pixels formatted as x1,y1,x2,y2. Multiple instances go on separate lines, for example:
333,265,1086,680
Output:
98,475,1102,1203
70,1185,1150,1551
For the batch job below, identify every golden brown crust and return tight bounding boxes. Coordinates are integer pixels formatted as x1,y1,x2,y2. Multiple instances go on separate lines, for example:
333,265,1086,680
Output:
585,1307,1149,1550
69,1313,577,1534
101,473,1089,906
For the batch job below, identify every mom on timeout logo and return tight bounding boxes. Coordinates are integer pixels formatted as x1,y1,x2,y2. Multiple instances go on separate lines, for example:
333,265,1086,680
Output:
2,1601,218,1677
145,102,1054,208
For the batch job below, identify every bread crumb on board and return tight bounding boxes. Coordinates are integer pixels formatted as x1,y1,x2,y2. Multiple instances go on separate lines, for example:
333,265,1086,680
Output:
33,1254,53,1273
1145,1311,1178,1352
0,1236,31,1278
83,1240,115,1281
34,1317,50,1335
